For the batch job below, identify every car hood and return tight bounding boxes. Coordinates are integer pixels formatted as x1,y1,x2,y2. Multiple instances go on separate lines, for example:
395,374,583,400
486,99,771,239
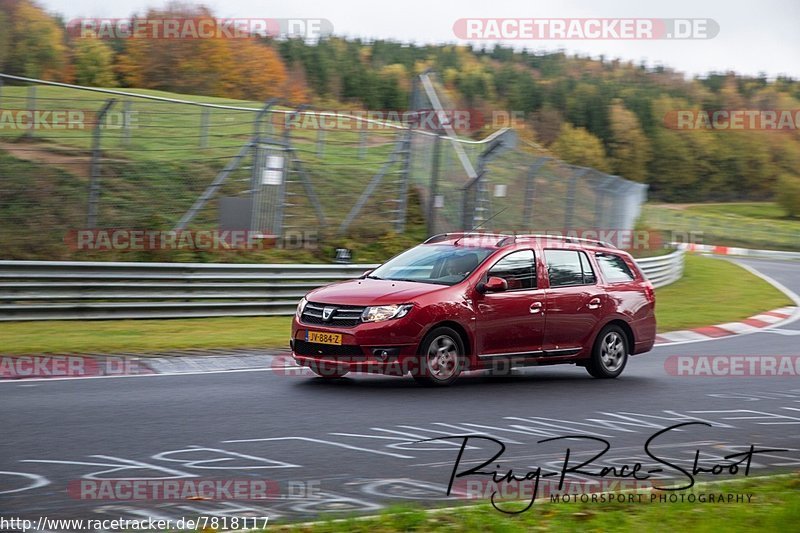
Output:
306,278,445,306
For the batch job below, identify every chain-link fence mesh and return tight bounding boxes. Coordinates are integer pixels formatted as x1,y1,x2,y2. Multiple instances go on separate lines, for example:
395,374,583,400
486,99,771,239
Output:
0,74,648,260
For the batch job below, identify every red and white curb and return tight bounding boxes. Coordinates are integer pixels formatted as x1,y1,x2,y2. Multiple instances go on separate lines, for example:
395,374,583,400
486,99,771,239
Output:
655,306,798,345
680,243,800,260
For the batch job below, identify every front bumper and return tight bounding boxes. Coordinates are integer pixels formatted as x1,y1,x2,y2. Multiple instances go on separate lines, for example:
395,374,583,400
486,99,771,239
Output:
290,315,424,375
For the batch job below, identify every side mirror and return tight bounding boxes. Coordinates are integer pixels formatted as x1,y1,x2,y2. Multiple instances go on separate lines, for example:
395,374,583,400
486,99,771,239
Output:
478,276,508,293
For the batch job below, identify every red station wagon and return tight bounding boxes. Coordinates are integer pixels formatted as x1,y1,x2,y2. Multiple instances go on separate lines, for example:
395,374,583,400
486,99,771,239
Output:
291,233,657,386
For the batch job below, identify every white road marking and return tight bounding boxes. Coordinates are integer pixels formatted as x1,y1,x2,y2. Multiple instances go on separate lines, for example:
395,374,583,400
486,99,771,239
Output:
222,436,414,459
0,366,289,384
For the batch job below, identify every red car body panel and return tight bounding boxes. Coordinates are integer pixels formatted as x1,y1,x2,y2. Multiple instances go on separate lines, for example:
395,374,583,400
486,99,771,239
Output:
291,235,657,377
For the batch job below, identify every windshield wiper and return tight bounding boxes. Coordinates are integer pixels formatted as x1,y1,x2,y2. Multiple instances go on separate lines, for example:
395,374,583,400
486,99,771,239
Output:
386,277,447,285
365,274,382,280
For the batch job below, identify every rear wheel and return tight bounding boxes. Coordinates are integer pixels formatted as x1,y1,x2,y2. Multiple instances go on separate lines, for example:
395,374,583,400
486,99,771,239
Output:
412,327,465,386
586,325,628,379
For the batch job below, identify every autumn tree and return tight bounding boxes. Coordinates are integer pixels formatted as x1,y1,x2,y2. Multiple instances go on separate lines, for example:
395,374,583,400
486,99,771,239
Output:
2,0,68,80
607,100,651,182
222,39,287,101
776,174,800,218
0,10,9,69
531,105,564,146
71,37,116,86
116,7,231,96
551,123,610,172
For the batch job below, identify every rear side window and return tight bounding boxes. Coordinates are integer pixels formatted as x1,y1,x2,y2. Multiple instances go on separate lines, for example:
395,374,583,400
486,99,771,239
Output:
489,249,536,290
596,253,635,283
545,250,595,287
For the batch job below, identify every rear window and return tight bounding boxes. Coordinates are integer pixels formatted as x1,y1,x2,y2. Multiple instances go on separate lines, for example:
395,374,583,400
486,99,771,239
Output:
596,253,635,283
545,250,596,287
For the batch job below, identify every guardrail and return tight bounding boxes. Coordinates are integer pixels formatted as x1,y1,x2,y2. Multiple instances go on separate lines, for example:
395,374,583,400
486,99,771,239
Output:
0,251,685,321
636,248,685,289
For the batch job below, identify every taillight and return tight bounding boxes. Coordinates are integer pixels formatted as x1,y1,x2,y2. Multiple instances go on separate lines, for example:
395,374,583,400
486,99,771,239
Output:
644,281,656,303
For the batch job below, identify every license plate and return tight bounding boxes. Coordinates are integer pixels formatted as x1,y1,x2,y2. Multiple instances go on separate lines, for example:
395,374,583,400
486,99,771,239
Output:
306,331,342,345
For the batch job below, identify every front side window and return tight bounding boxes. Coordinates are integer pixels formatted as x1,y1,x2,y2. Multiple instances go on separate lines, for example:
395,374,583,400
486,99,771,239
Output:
545,249,596,287
369,244,494,285
488,249,536,290
596,253,635,283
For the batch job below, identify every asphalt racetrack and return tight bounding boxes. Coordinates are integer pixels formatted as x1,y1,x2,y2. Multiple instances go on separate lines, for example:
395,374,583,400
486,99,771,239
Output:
2,257,799,525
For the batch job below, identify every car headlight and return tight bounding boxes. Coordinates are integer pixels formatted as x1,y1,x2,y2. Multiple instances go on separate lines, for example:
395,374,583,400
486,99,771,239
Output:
296,297,308,319
361,304,413,323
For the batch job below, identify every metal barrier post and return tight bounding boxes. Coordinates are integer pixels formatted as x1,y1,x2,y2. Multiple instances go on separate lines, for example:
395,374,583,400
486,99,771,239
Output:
122,100,132,146
427,135,442,235
199,108,210,148
358,130,367,159
24,85,36,138
86,99,117,228
316,128,325,157
522,157,549,228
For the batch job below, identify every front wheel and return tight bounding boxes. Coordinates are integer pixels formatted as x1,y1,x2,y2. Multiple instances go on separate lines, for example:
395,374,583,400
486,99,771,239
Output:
586,325,628,379
412,327,465,386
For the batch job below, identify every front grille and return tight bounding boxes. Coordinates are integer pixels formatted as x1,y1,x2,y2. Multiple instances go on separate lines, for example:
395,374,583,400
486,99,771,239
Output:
301,301,365,327
293,339,366,360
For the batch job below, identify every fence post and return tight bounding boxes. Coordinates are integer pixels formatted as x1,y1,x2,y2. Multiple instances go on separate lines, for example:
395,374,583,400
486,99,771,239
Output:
316,128,325,157
87,99,117,228
427,135,442,235
265,109,274,137
250,102,270,233
358,130,367,159
563,167,584,231
24,85,36,138
593,174,615,229
394,128,412,232
199,108,210,148
0,77,4,109
522,157,549,230
122,100,132,147
338,133,407,234
284,105,326,228
249,99,283,236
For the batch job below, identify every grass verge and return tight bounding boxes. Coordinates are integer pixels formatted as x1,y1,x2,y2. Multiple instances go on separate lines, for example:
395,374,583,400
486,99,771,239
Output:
270,474,800,532
0,316,292,355
0,255,793,354
642,202,800,251
655,254,792,332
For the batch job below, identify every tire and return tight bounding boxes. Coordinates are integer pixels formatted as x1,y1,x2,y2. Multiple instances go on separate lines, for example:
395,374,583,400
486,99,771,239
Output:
412,327,465,386
586,325,629,379
308,362,349,379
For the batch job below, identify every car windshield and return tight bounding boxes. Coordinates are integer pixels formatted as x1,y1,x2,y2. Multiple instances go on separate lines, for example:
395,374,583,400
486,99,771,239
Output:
369,245,495,285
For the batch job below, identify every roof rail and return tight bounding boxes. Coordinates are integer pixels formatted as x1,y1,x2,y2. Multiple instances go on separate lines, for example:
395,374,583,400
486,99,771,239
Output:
423,232,512,245
513,234,617,249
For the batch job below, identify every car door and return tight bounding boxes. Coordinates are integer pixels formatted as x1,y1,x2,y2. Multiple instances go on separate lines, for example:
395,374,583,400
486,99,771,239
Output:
475,249,546,358
542,249,605,355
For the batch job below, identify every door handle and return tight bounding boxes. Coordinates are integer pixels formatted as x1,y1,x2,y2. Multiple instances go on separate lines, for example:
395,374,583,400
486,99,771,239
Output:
587,297,602,310
530,302,543,314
